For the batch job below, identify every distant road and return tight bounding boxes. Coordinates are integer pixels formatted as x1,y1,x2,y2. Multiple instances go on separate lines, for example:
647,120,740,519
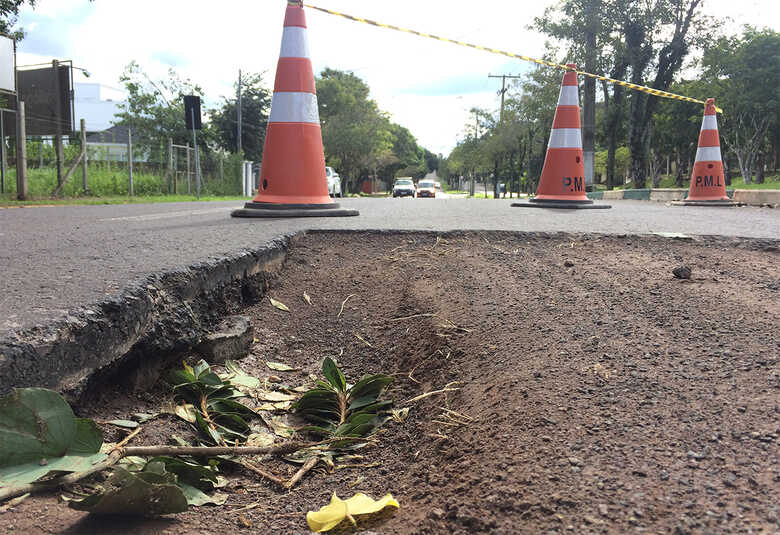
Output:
1,198,777,334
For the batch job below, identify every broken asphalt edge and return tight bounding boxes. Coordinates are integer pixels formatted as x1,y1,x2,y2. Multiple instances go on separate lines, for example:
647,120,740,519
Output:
0,230,777,405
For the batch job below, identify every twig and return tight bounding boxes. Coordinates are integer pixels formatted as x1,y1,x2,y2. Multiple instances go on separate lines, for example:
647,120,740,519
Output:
238,460,286,487
284,456,319,489
338,294,356,318
110,426,143,451
230,501,263,513
404,382,462,404
440,407,474,422
353,332,372,347
390,313,437,322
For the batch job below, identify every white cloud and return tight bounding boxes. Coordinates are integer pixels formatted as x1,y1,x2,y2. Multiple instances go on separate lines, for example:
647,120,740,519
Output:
15,0,780,154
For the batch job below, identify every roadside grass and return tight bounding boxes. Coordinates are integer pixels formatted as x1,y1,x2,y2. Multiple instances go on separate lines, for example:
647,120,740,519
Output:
0,194,248,207
0,164,244,201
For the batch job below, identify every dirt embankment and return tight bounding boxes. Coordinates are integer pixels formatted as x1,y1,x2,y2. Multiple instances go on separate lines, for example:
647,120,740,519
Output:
4,231,778,534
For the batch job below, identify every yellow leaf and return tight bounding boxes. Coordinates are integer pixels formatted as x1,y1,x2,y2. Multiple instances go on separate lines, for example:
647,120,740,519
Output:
303,291,312,305
269,297,290,312
306,492,400,532
307,493,348,533
343,493,399,516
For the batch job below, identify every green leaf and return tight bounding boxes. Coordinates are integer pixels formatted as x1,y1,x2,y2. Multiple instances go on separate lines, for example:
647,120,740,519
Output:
179,483,228,506
68,464,188,516
193,360,211,378
322,358,346,392
106,420,140,429
71,418,104,454
0,389,106,487
0,388,76,466
148,457,218,489
349,375,393,400
222,361,260,389
168,369,196,386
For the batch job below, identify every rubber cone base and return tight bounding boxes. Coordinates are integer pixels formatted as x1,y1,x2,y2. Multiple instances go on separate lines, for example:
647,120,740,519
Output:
231,202,359,218
670,199,742,207
512,198,611,210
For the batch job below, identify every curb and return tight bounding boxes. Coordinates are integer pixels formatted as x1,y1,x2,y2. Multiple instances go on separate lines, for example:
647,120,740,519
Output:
586,188,779,206
0,236,291,403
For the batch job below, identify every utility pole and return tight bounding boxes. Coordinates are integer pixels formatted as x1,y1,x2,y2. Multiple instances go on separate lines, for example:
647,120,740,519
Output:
237,69,242,157
488,74,522,123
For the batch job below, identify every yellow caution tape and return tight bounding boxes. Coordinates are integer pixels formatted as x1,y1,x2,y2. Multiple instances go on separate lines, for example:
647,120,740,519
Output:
303,3,722,113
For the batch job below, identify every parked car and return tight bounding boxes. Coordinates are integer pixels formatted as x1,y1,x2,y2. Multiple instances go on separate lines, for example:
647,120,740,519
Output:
416,180,436,198
326,166,342,197
392,178,416,198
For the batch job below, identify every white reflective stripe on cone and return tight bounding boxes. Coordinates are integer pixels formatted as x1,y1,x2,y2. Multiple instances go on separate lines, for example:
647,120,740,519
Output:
700,115,718,131
695,146,722,162
548,128,582,149
280,27,311,58
557,85,579,106
269,92,321,123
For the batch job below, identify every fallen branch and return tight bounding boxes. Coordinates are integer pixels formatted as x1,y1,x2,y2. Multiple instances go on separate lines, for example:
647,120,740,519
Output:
0,438,363,503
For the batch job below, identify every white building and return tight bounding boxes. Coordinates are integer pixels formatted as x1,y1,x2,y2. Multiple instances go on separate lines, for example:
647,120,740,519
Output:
73,82,125,132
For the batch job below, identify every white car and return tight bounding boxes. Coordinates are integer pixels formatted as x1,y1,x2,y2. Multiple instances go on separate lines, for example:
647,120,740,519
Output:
326,166,342,197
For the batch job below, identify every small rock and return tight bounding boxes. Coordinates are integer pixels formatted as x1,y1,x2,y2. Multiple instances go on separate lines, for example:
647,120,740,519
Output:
673,265,692,279
568,457,583,467
268,375,282,383
195,315,253,363
541,435,552,442
598,504,608,517
564,260,575,267
429,508,445,520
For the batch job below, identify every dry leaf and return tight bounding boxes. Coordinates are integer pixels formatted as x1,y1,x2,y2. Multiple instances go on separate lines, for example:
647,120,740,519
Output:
269,297,289,312
174,403,197,424
246,432,275,448
303,291,312,305
306,492,399,532
261,414,295,438
266,361,298,372
255,391,296,402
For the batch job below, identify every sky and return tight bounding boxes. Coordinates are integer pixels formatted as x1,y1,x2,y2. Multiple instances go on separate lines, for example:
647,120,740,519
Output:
12,0,780,156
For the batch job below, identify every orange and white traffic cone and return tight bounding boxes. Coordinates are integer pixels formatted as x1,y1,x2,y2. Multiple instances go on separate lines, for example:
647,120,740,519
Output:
513,63,610,209
232,1,358,218
672,98,738,206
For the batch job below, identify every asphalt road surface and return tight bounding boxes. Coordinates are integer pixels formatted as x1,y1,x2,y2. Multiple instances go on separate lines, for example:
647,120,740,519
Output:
1,197,778,335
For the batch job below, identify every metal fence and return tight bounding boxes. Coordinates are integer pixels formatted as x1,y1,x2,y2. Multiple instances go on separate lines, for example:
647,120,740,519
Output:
1,123,249,199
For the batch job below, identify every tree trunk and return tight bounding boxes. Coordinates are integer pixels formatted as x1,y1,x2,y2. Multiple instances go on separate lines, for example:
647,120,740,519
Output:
723,155,731,186
755,148,765,184
674,149,682,187
604,65,627,191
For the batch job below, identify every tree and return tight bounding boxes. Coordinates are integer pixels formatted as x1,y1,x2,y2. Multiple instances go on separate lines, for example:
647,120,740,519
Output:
701,28,780,184
1,0,36,38
210,72,271,162
113,61,212,161
621,0,707,188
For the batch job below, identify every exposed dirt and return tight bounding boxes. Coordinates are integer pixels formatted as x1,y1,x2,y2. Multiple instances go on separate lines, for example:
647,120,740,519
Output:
3,231,779,534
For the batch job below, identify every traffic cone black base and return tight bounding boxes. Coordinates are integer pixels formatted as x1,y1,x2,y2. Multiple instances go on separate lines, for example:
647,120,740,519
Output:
512,198,612,209
231,201,359,218
670,199,741,207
